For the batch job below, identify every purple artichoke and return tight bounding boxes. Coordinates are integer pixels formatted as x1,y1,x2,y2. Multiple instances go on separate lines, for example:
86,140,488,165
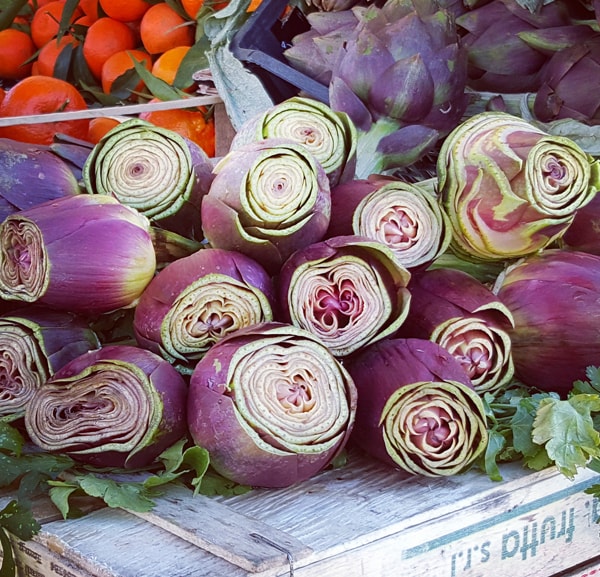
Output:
345,338,488,477
201,138,331,274
0,138,81,222
134,248,276,374
456,0,593,93
534,36,600,125
327,0,469,174
438,111,600,262
561,193,600,255
278,235,411,357
24,345,188,469
83,118,215,241
0,195,157,315
230,96,357,187
0,306,100,418
188,322,357,487
494,249,600,396
397,267,514,395
327,176,451,270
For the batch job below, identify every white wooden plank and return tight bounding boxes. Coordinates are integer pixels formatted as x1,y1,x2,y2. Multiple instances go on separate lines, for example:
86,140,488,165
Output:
127,484,311,573
35,507,249,577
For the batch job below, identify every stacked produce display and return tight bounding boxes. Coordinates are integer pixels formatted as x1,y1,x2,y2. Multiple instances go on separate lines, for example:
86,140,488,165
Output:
1,0,600,573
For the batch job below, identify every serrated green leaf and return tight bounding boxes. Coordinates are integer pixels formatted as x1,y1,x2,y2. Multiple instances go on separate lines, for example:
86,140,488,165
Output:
511,403,538,456
533,395,600,478
75,475,156,512
522,448,554,471
0,452,74,488
0,500,40,540
0,423,24,457
197,470,251,496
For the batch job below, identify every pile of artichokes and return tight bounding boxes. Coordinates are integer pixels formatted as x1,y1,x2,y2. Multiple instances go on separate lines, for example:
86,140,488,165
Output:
2,0,600,492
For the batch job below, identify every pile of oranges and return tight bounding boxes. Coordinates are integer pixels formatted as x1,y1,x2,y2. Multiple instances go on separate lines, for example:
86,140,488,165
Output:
0,0,263,155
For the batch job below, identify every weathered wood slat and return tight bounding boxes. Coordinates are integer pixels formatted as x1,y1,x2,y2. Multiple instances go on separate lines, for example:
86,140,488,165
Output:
3,450,600,577
126,484,312,573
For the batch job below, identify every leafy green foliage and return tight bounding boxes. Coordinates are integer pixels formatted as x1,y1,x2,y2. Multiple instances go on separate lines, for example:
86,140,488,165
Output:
482,366,600,482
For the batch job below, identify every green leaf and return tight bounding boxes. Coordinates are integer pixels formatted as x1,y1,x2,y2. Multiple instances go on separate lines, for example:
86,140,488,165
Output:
197,470,252,497
0,453,73,488
53,40,75,81
0,0,28,31
573,366,600,395
0,423,24,456
532,395,600,478
0,528,15,577
131,58,189,101
175,38,210,89
47,483,79,520
0,500,40,540
511,402,538,457
50,474,157,513
141,440,211,493
481,428,506,482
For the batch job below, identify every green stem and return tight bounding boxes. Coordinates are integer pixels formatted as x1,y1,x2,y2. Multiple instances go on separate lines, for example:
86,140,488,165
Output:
150,227,204,268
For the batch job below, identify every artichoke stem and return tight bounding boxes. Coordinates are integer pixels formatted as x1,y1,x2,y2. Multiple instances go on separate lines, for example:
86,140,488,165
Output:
355,119,403,180
150,227,204,268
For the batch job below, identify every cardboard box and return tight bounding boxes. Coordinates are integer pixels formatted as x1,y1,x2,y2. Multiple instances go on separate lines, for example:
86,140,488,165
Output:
2,450,600,577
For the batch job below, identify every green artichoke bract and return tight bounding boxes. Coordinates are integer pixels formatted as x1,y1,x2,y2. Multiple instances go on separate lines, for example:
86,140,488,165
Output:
83,118,214,241
0,195,156,315
231,96,357,186
438,111,600,262
327,0,469,176
0,306,100,418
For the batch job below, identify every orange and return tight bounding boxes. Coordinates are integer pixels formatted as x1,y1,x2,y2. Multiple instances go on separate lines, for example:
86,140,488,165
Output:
30,0,83,49
0,28,36,80
0,88,5,107
151,45,194,90
87,116,121,143
181,0,204,19
139,100,216,157
0,76,89,145
36,35,78,77
78,0,99,20
82,17,137,79
139,4,195,55
101,49,153,95
99,0,150,22
73,14,95,28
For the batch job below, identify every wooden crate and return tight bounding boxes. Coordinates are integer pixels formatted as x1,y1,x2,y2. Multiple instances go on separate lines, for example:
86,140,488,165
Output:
0,96,236,157
2,450,600,577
